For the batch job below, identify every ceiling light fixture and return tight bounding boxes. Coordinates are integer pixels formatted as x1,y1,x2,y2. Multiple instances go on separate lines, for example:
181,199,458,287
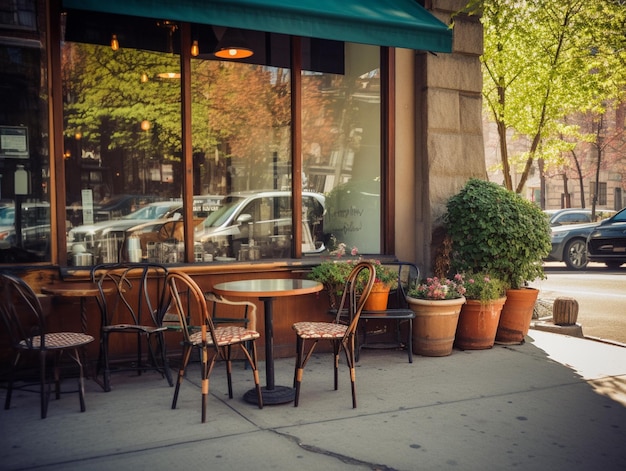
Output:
214,28,253,59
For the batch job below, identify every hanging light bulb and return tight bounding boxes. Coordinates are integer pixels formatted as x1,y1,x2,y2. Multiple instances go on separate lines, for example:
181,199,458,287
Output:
191,40,200,57
110,34,119,51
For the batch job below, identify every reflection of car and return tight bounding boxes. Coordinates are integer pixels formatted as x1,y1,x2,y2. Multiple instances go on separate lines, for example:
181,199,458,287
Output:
0,202,51,257
587,207,626,269
545,222,599,270
67,201,183,263
132,191,326,262
195,190,325,259
94,194,162,222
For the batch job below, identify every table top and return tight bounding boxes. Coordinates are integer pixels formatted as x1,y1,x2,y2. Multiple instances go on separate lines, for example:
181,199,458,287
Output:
41,281,113,297
212,279,323,299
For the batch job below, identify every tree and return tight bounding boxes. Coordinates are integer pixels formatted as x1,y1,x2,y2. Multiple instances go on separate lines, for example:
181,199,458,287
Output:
464,0,626,194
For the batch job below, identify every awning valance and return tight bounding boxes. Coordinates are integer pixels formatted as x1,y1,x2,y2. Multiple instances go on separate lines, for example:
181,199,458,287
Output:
61,0,453,53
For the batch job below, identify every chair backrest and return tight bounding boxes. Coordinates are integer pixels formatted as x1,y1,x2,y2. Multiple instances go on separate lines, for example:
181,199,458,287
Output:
0,273,46,350
164,271,219,349
334,261,376,338
205,292,257,332
383,261,420,309
91,263,169,327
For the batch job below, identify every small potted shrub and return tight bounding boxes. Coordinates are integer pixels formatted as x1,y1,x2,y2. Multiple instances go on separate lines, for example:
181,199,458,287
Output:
444,179,551,344
406,275,466,357
455,272,507,350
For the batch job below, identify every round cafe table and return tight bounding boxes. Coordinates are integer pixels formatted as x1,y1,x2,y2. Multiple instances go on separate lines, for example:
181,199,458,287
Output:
212,278,323,405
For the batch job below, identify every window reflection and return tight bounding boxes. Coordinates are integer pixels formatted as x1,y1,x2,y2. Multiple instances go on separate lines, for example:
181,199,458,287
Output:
61,13,382,266
0,0,51,264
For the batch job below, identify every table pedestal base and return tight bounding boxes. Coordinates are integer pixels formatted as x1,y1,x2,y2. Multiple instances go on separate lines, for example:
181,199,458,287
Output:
244,385,295,405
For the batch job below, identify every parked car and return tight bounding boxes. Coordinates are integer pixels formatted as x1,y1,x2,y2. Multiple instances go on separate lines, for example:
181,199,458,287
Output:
544,208,616,227
586,207,626,269
545,222,599,270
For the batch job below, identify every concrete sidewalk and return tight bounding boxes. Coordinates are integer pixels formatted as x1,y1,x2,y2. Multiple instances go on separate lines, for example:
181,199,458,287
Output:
2,329,626,471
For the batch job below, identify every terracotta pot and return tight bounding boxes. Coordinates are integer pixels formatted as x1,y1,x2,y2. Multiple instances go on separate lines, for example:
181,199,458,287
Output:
363,282,390,311
407,296,465,357
455,297,507,350
495,288,539,344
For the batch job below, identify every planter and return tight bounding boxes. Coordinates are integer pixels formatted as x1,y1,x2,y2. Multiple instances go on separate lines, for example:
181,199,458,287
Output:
495,288,539,344
363,282,390,311
455,297,507,350
407,296,465,357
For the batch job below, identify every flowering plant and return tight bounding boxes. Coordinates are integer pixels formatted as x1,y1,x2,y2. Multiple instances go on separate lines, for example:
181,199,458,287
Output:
462,272,507,302
408,275,466,300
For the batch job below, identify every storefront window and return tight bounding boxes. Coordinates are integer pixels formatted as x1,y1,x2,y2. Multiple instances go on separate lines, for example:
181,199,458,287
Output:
60,10,384,266
0,0,51,263
302,43,381,254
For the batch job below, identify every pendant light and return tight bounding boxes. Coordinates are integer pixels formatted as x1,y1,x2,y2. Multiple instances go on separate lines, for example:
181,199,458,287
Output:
214,28,253,59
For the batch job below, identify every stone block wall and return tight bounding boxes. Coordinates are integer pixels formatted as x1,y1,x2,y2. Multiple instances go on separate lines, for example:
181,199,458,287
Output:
401,0,486,273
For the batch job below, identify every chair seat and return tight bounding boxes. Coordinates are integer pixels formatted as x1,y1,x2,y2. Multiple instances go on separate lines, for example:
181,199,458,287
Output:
19,332,94,350
360,308,415,320
188,325,260,346
293,321,347,339
103,324,168,334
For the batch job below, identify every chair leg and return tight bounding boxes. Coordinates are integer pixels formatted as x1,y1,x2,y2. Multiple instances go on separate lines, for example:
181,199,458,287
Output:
53,352,61,400
4,352,20,411
136,332,143,376
407,319,413,364
172,345,193,410
157,332,174,386
343,340,357,408
245,342,263,409
40,350,49,419
201,344,209,423
225,345,233,399
294,335,304,407
332,340,340,391
102,331,112,392
70,347,87,412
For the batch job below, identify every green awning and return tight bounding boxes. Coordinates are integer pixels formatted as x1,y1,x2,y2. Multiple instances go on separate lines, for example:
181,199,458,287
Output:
61,0,453,53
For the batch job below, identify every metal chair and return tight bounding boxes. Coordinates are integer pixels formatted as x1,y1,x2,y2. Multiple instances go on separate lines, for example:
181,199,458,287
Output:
292,261,376,408
165,271,263,423
357,261,419,363
0,273,94,418
91,263,173,392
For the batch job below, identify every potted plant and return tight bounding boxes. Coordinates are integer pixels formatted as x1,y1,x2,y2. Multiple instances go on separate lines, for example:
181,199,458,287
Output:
454,272,507,350
308,245,397,310
406,275,466,357
444,178,551,344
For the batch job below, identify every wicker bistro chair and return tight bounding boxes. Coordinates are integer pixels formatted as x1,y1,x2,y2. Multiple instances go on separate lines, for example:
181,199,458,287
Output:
165,271,263,423
91,263,174,392
0,273,94,419
292,261,376,408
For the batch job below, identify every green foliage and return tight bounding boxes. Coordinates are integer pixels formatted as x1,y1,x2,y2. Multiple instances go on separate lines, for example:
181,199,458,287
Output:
443,178,551,289
308,259,397,290
461,272,507,302
463,0,626,193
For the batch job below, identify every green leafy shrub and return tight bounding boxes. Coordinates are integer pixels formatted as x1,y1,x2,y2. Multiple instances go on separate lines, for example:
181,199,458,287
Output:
444,179,551,289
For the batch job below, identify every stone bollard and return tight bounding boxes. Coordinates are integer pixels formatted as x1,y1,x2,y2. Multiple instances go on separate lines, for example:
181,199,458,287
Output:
552,297,579,326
